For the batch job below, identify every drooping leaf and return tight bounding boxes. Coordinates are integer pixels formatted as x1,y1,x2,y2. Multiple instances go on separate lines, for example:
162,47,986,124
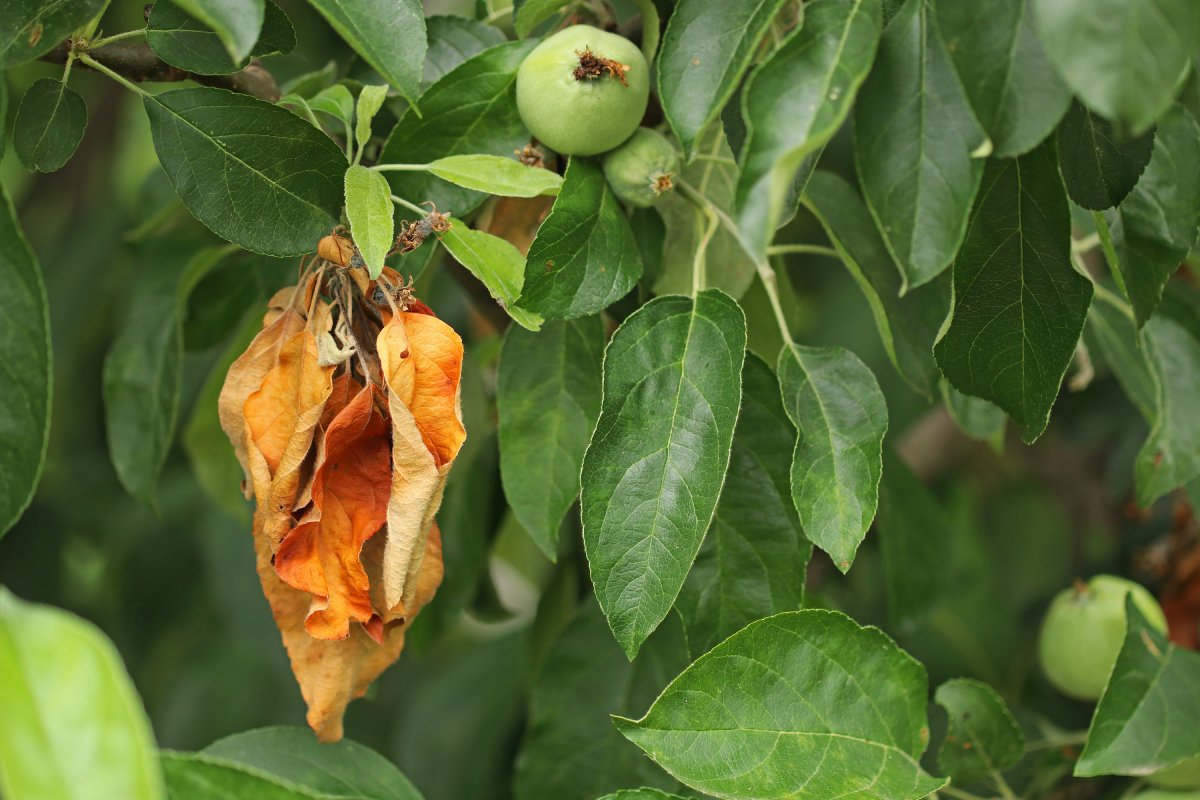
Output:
379,40,537,217
735,0,882,257
0,186,50,538
940,380,1007,443
344,164,394,278
934,678,1025,784
148,0,294,75
203,726,424,800
854,0,986,290
581,290,746,658
498,317,604,559
1056,101,1155,211
675,354,810,656
0,0,106,68
511,0,571,37
144,87,346,257
13,77,87,173
937,0,1071,158
423,15,506,87
517,158,643,319
170,0,265,63
1076,597,1200,777
933,141,1092,442
657,0,789,158
427,155,563,197
304,0,426,105
354,84,389,154
0,588,165,800
160,752,314,799
802,170,948,396
1102,105,1200,325
778,343,887,573
1134,314,1200,507
441,223,545,330
615,610,946,800
1032,0,1199,135
1085,292,1156,422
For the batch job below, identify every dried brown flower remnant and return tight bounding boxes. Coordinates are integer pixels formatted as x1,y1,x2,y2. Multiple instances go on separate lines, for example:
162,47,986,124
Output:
573,47,630,86
395,203,453,255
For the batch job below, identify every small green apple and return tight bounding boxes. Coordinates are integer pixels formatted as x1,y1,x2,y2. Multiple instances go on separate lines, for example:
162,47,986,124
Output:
601,127,680,207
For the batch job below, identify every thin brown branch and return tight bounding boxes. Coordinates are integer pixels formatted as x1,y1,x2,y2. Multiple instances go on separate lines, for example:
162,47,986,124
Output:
40,40,280,101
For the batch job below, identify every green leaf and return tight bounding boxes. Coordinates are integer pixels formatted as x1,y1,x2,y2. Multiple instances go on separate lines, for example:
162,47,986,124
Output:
427,155,563,197
13,77,87,173
145,87,346,257
161,752,315,799
1076,597,1200,777
354,84,389,153
802,170,948,396
778,343,887,572
735,0,882,257
441,223,545,330
0,588,165,800
514,602,688,800
581,290,746,658
933,141,1092,442
203,726,424,799
170,0,265,63
512,0,571,37
854,0,986,290
937,0,1071,158
657,0,789,158
498,317,604,559
0,0,106,68
877,449,954,626
344,164,393,278
615,610,946,800
1134,314,1200,507
104,246,227,507
940,380,1007,444
1056,101,1155,211
1103,105,1200,325
307,84,354,132
0,186,50,538
934,678,1025,784
675,354,810,656
594,791,686,800
303,0,426,105
1085,293,1156,422
379,40,537,217
0,79,8,159
148,0,294,75
1032,0,1199,135
518,158,643,319
423,15,506,87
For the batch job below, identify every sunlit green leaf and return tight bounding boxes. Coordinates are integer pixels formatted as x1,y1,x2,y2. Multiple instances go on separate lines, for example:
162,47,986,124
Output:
441,224,545,330
427,155,562,197
344,164,394,278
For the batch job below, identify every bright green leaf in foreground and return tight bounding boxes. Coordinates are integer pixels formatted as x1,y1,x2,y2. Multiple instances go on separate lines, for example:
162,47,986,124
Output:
344,164,394,278
441,224,545,330
427,155,563,197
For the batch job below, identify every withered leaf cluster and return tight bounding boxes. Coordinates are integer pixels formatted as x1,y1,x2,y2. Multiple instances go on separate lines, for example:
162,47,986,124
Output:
218,234,465,741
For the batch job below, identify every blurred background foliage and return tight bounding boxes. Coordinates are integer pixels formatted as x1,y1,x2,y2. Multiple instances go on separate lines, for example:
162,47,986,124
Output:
1,2,1195,799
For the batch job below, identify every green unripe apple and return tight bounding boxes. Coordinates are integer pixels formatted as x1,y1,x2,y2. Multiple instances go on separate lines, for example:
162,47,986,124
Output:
516,25,649,156
1038,575,1168,702
1148,756,1200,790
601,127,680,207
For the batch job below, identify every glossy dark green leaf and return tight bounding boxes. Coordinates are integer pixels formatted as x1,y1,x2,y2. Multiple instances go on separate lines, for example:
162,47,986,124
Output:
0,187,50,539
1032,0,1199,135
0,588,164,800
933,142,1092,442
1085,291,1156,422
1076,598,1200,777
304,0,425,105
161,753,313,799
937,0,1071,158
1134,314,1200,507
344,164,393,277
615,610,946,799
379,40,536,217
514,602,687,800
1056,101,1155,211
1103,105,1200,325
498,317,604,559
675,354,809,656
203,727,423,799
581,290,746,658
854,0,986,290
423,15,506,87
934,678,1025,784
518,158,643,319
511,0,571,37
940,380,1007,443
802,170,948,396
735,0,882,257
148,0,295,75
13,77,87,173
171,0,265,63
657,0,789,158
0,0,106,68
441,224,545,330
145,87,346,256
104,246,226,507
778,344,887,572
